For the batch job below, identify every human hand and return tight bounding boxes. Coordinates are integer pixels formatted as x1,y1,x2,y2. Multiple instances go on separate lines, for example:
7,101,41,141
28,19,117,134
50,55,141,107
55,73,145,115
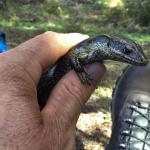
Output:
0,31,106,150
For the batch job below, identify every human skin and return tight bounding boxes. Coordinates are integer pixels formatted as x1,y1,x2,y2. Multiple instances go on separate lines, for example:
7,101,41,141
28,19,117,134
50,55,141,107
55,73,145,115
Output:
0,31,106,150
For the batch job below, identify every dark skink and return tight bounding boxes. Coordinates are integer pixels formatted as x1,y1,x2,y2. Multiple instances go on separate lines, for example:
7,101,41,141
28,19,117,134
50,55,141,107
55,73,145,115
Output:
37,35,148,109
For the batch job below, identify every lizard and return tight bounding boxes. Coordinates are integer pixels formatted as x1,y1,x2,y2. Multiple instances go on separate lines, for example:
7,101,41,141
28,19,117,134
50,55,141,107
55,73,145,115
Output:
37,35,148,109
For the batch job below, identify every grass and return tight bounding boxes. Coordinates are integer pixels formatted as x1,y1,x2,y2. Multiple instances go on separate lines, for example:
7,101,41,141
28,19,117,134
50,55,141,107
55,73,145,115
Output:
1,2,150,46
1,1,150,149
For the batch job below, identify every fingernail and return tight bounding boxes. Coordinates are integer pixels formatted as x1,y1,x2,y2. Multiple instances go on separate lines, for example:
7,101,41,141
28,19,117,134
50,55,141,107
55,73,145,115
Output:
86,62,106,86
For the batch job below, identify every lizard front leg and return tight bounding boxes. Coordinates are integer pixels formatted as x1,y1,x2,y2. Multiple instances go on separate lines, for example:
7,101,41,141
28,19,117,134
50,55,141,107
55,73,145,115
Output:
70,56,92,84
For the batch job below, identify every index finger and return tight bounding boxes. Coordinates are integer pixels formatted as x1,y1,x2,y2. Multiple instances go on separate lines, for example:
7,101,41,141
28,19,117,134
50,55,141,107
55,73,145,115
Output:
7,32,89,84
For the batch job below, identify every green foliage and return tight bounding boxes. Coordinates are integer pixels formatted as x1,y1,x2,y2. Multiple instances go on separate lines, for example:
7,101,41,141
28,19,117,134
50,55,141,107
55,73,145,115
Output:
0,0,150,47
123,0,150,26
101,6,125,26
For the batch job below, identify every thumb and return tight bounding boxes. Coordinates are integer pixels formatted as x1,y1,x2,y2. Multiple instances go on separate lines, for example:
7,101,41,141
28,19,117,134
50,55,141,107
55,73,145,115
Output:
42,63,106,125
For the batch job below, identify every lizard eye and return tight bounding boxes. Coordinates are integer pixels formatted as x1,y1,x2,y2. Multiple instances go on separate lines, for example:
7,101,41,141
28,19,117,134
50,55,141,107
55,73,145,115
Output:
123,46,133,54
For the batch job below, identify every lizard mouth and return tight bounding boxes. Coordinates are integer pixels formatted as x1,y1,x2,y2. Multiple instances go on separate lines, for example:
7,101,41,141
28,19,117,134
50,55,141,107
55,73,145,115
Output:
115,52,149,66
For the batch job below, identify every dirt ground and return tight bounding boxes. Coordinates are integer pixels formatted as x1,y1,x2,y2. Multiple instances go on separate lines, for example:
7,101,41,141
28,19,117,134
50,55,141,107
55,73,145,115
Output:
76,94,112,150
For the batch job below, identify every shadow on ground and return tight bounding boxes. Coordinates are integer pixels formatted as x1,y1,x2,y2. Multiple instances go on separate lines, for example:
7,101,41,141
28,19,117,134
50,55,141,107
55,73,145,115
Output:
76,128,110,150
83,99,111,114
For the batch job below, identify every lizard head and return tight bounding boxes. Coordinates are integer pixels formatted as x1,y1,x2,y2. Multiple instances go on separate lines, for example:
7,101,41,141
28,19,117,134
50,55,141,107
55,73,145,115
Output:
108,36,148,66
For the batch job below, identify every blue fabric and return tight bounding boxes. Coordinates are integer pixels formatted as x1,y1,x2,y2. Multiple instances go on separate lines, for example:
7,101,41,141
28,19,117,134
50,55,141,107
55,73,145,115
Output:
0,32,8,53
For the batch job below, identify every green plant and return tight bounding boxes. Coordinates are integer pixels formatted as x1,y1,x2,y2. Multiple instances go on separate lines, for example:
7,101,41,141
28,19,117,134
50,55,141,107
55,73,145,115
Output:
123,0,150,26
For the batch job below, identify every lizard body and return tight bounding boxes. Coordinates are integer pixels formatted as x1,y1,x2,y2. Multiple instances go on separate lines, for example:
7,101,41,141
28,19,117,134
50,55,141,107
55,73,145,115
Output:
37,35,148,109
